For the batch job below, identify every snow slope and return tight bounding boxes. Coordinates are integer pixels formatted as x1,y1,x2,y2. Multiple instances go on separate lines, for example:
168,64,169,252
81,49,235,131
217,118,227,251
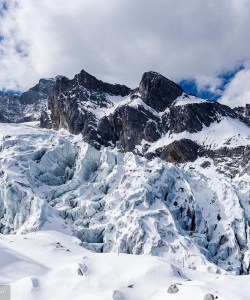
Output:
148,117,250,152
174,94,206,106
0,230,249,300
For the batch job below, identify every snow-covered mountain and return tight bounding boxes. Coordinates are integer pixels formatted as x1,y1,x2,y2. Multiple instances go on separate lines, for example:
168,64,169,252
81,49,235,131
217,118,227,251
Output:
1,70,250,299
41,70,250,178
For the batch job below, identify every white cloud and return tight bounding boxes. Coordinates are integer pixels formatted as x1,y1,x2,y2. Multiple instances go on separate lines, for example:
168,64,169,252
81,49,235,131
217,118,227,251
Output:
219,67,250,108
1,0,250,91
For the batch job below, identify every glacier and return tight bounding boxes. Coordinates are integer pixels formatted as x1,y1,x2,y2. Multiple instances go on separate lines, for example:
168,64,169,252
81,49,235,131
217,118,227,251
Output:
0,122,250,276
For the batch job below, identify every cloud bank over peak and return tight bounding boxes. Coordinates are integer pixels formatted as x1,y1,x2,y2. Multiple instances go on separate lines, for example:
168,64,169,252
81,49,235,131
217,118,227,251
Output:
1,0,250,106
219,66,250,108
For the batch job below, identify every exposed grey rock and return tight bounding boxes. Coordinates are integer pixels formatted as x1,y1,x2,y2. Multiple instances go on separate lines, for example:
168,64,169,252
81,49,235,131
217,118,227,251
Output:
204,293,214,300
234,103,250,118
40,110,52,129
37,69,250,176
153,139,200,163
20,78,55,105
200,161,211,169
31,277,39,288
199,145,250,178
139,71,183,112
106,104,161,152
77,268,83,276
162,100,240,134
0,78,55,123
167,284,179,294
44,70,131,149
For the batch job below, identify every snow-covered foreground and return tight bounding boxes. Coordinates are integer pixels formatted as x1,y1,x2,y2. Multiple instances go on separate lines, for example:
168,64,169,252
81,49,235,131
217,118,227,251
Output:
0,230,249,300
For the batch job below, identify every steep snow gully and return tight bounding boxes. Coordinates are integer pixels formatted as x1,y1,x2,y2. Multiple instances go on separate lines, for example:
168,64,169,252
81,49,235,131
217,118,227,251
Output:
1,123,250,275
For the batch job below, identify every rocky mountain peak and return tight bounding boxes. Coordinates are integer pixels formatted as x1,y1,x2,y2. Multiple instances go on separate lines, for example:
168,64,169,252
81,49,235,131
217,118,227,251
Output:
19,78,55,105
139,71,184,112
38,69,250,178
0,78,55,123
76,69,131,96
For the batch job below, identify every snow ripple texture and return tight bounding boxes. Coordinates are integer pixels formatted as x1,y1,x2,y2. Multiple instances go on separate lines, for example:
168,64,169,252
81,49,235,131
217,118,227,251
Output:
0,123,250,275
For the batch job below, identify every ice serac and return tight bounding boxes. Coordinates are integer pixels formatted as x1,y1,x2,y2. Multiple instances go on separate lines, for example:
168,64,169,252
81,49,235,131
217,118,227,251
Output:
1,124,250,275
0,78,55,123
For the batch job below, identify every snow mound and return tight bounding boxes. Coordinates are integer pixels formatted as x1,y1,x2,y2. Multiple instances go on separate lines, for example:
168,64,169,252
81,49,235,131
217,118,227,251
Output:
0,231,249,300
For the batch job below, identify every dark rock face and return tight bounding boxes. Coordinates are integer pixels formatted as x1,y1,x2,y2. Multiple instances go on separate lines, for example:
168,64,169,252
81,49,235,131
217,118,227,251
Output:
77,70,131,96
40,111,52,129
139,71,183,112
45,71,131,149
154,139,200,163
0,92,20,123
0,78,55,123
200,145,250,178
20,78,55,105
234,104,250,126
105,104,161,152
162,100,239,134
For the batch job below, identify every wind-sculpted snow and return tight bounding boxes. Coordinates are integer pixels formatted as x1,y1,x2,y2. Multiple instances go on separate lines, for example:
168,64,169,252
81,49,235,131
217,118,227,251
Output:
0,123,250,275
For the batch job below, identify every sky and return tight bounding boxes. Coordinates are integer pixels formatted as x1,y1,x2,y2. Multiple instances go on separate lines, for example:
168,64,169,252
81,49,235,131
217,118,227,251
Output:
0,0,250,108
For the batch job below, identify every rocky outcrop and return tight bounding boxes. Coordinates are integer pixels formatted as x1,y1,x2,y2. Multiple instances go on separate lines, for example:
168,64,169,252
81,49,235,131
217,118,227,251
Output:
204,294,214,300
45,71,131,149
162,100,239,134
154,139,200,163
200,144,250,178
0,92,20,122
19,78,55,105
40,111,52,129
139,71,183,112
167,284,180,294
104,104,161,152
0,78,55,123
234,103,250,118
234,103,250,125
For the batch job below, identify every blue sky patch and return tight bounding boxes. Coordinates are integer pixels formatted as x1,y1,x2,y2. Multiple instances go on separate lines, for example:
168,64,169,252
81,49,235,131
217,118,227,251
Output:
2,89,21,95
179,79,220,101
179,64,245,101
